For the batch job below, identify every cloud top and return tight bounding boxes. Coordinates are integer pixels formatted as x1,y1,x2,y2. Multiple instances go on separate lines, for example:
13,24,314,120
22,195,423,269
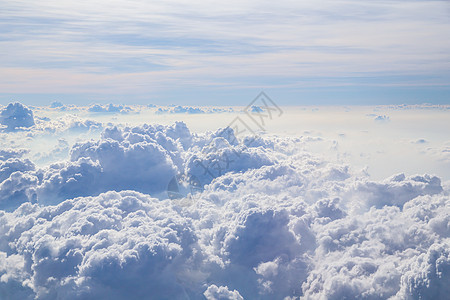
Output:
0,103,35,130
0,118,449,299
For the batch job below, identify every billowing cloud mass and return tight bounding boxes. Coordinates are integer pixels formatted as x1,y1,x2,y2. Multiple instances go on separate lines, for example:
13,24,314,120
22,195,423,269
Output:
88,104,132,114
0,103,449,299
0,103,35,131
156,106,233,114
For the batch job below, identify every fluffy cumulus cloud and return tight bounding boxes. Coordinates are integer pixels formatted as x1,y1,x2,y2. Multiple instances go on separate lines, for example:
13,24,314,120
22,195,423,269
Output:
88,104,133,114
0,111,449,299
0,151,37,211
0,149,29,160
185,128,274,186
374,115,390,122
0,102,103,136
36,123,191,204
156,106,233,114
50,101,64,108
33,115,102,134
0,103,35,131
204,285,243,300
0,191,202,299
302,194,450,299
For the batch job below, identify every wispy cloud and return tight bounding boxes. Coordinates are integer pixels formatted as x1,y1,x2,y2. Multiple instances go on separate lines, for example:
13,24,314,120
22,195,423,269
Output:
0,0,449,103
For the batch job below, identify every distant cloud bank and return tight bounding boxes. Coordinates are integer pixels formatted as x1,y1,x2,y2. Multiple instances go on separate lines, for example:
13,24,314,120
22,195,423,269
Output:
1,0,450,104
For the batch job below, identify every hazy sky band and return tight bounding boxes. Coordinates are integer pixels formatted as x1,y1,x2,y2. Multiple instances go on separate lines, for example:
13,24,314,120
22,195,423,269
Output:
1,0,449,105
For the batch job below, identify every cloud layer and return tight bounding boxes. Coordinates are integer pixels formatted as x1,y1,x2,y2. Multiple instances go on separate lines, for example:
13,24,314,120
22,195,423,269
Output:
0,105,449,299
0,103,35,131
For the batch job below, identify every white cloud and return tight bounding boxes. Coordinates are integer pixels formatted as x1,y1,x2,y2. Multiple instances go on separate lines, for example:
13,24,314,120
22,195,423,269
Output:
0,158,35,183
204,285,244,300
0,171,37,211
302,194,450,299
374,115,390,122
88,104,133,114
0,103,35,131
0,149,29,160
185,136,275,186
37,128,179,204
1,1,449,96
35,115,102,133
155,106,233,114
0,191,202,299
0,106,449,298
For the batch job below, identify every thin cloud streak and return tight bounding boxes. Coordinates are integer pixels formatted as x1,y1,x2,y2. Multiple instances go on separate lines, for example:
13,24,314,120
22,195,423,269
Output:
0,0,449,103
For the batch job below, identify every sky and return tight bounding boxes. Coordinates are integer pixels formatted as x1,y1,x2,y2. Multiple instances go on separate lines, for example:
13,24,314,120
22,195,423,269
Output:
1,0,450,105
1,102,449,299
1,2,450,298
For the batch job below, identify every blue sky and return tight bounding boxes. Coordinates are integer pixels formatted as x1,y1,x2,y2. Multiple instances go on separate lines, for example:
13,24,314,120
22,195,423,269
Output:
1,0,449,106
